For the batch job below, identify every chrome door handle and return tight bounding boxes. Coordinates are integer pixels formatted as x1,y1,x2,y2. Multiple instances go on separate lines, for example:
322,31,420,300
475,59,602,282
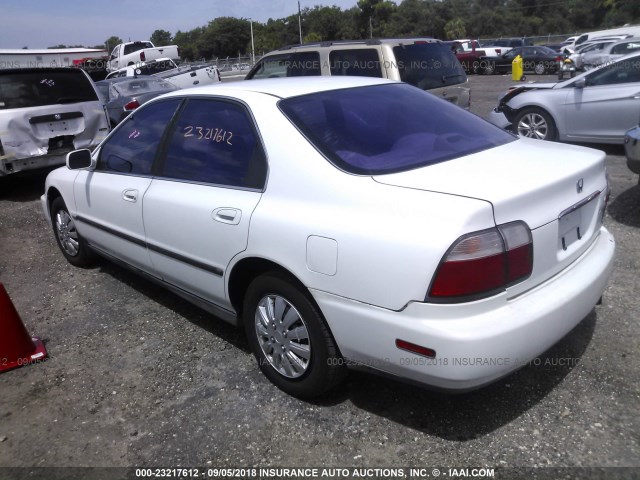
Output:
122,189,138,202
212,207,241,225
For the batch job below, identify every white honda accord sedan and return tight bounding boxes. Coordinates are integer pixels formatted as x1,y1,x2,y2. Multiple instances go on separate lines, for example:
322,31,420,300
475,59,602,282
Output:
41,76,615,398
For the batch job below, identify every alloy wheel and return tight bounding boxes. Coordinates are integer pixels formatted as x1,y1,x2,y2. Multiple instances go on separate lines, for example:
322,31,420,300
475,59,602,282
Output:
517,112,549,140
55,210,80,257
254,294,311,378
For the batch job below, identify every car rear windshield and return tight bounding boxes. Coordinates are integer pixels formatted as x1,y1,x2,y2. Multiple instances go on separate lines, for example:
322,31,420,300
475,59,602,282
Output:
279,83,515,175
392,42,467,90
0,69,98,109
123,42,154,55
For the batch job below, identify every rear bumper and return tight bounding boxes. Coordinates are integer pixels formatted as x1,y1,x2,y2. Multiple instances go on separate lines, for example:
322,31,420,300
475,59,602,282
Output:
0,152,68,176
313,227,615,391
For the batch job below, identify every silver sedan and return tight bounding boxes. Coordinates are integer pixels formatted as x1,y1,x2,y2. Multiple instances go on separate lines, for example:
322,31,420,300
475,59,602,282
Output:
488,51,640,144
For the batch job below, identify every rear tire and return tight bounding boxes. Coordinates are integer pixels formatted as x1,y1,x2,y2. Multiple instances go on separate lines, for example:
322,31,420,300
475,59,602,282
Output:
51,197,95,268
534,62,546,75
243,272,345,399
513,107,557,141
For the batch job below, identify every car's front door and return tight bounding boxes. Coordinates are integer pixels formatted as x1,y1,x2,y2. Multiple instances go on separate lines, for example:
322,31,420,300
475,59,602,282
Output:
564,60,640,141
142,98,268,307
73,99,182,272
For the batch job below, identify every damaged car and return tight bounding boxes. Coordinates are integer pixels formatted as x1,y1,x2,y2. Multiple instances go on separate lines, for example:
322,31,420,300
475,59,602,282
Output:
0,67,109,176
488,51,640,143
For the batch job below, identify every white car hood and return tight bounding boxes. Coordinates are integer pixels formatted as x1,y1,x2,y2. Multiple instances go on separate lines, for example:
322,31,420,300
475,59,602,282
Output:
373,137,606,229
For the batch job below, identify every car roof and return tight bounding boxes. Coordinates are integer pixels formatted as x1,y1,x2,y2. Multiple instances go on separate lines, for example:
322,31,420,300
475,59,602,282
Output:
271,38,441,52
161,76,395,100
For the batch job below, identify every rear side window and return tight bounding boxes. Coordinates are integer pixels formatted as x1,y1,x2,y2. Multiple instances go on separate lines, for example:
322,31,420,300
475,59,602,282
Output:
246,52,320,79
97,99,181,175
329,49,382,78
159,99,266,189
280,83,514,175
0,69,98,109
392,43,466,90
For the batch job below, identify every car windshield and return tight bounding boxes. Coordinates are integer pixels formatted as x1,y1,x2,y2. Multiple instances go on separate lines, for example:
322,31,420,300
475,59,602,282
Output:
0,69,98,109
392,42,467,90
279,83,515,175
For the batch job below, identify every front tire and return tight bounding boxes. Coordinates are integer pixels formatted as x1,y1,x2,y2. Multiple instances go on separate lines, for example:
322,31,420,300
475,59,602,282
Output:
243,272,345,399
51,197,95,268
482,61,495,75
514,107,557,141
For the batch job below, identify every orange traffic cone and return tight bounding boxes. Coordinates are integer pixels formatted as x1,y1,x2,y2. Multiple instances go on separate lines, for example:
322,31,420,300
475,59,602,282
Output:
0,283,47,373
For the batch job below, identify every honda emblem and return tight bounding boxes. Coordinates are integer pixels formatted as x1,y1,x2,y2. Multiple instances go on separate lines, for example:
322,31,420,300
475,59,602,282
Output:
576,178,584,194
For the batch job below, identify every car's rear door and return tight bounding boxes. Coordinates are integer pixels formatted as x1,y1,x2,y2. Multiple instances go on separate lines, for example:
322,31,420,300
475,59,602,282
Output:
564,58,640,141
73,99,182,272
142,97,267,306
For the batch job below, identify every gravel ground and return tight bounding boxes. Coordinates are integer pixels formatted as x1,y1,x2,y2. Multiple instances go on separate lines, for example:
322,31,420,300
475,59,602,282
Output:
0,74,638,479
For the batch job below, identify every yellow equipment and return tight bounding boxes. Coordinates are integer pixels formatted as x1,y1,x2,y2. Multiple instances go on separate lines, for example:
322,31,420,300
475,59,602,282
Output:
512,54,524,81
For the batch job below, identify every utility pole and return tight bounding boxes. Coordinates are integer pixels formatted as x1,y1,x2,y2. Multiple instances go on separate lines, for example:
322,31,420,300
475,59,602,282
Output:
250,19,255,65
298,1,303,44
369,16,373,39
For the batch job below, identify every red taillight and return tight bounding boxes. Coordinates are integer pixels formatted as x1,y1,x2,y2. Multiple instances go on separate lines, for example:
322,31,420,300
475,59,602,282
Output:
396,339,436,358
428,222,533,301
123,98,141,111
140,51,146,62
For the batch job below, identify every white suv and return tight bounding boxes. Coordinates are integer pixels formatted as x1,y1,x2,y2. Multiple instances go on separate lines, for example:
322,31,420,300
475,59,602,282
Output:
246,39,470,109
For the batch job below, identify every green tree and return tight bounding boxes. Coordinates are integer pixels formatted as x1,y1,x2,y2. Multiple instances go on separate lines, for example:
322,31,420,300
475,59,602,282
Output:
304,6,345,41
104,36,123,53
357,0,397,37
150,29,173,46
198,17,252,59
173,28,204,61
444,18,466,39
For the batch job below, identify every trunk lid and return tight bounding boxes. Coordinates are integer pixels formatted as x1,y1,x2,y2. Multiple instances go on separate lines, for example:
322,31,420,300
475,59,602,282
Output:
373,137,606,229
374,138,609,295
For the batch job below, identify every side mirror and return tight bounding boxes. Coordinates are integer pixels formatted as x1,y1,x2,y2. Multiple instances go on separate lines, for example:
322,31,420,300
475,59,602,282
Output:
574,78,587,89
66,149,95,170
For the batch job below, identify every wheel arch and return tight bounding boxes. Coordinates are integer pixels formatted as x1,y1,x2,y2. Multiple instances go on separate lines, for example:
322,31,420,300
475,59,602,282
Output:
511,103,560,136
227,256,345,359
227,257,310,319
45,186,63,214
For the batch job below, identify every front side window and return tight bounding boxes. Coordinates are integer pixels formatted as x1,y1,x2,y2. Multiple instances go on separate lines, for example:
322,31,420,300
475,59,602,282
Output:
97,99,181,175
329,49,382,78
159,99,266,189
279,83,514,175
612,42,640,55
586,58,640,86
392,42,467,90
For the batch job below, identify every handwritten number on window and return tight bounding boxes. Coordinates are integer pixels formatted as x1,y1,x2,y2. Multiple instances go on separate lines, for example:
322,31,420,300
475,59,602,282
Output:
183,126,233,145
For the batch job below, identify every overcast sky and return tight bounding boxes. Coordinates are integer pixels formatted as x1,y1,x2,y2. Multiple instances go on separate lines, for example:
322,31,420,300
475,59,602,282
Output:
1,0,360,49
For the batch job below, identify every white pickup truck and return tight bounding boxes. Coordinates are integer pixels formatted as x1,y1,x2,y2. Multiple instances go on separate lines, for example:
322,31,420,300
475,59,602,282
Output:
106,58,220,89
107,41,180,72
455,39,510,57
